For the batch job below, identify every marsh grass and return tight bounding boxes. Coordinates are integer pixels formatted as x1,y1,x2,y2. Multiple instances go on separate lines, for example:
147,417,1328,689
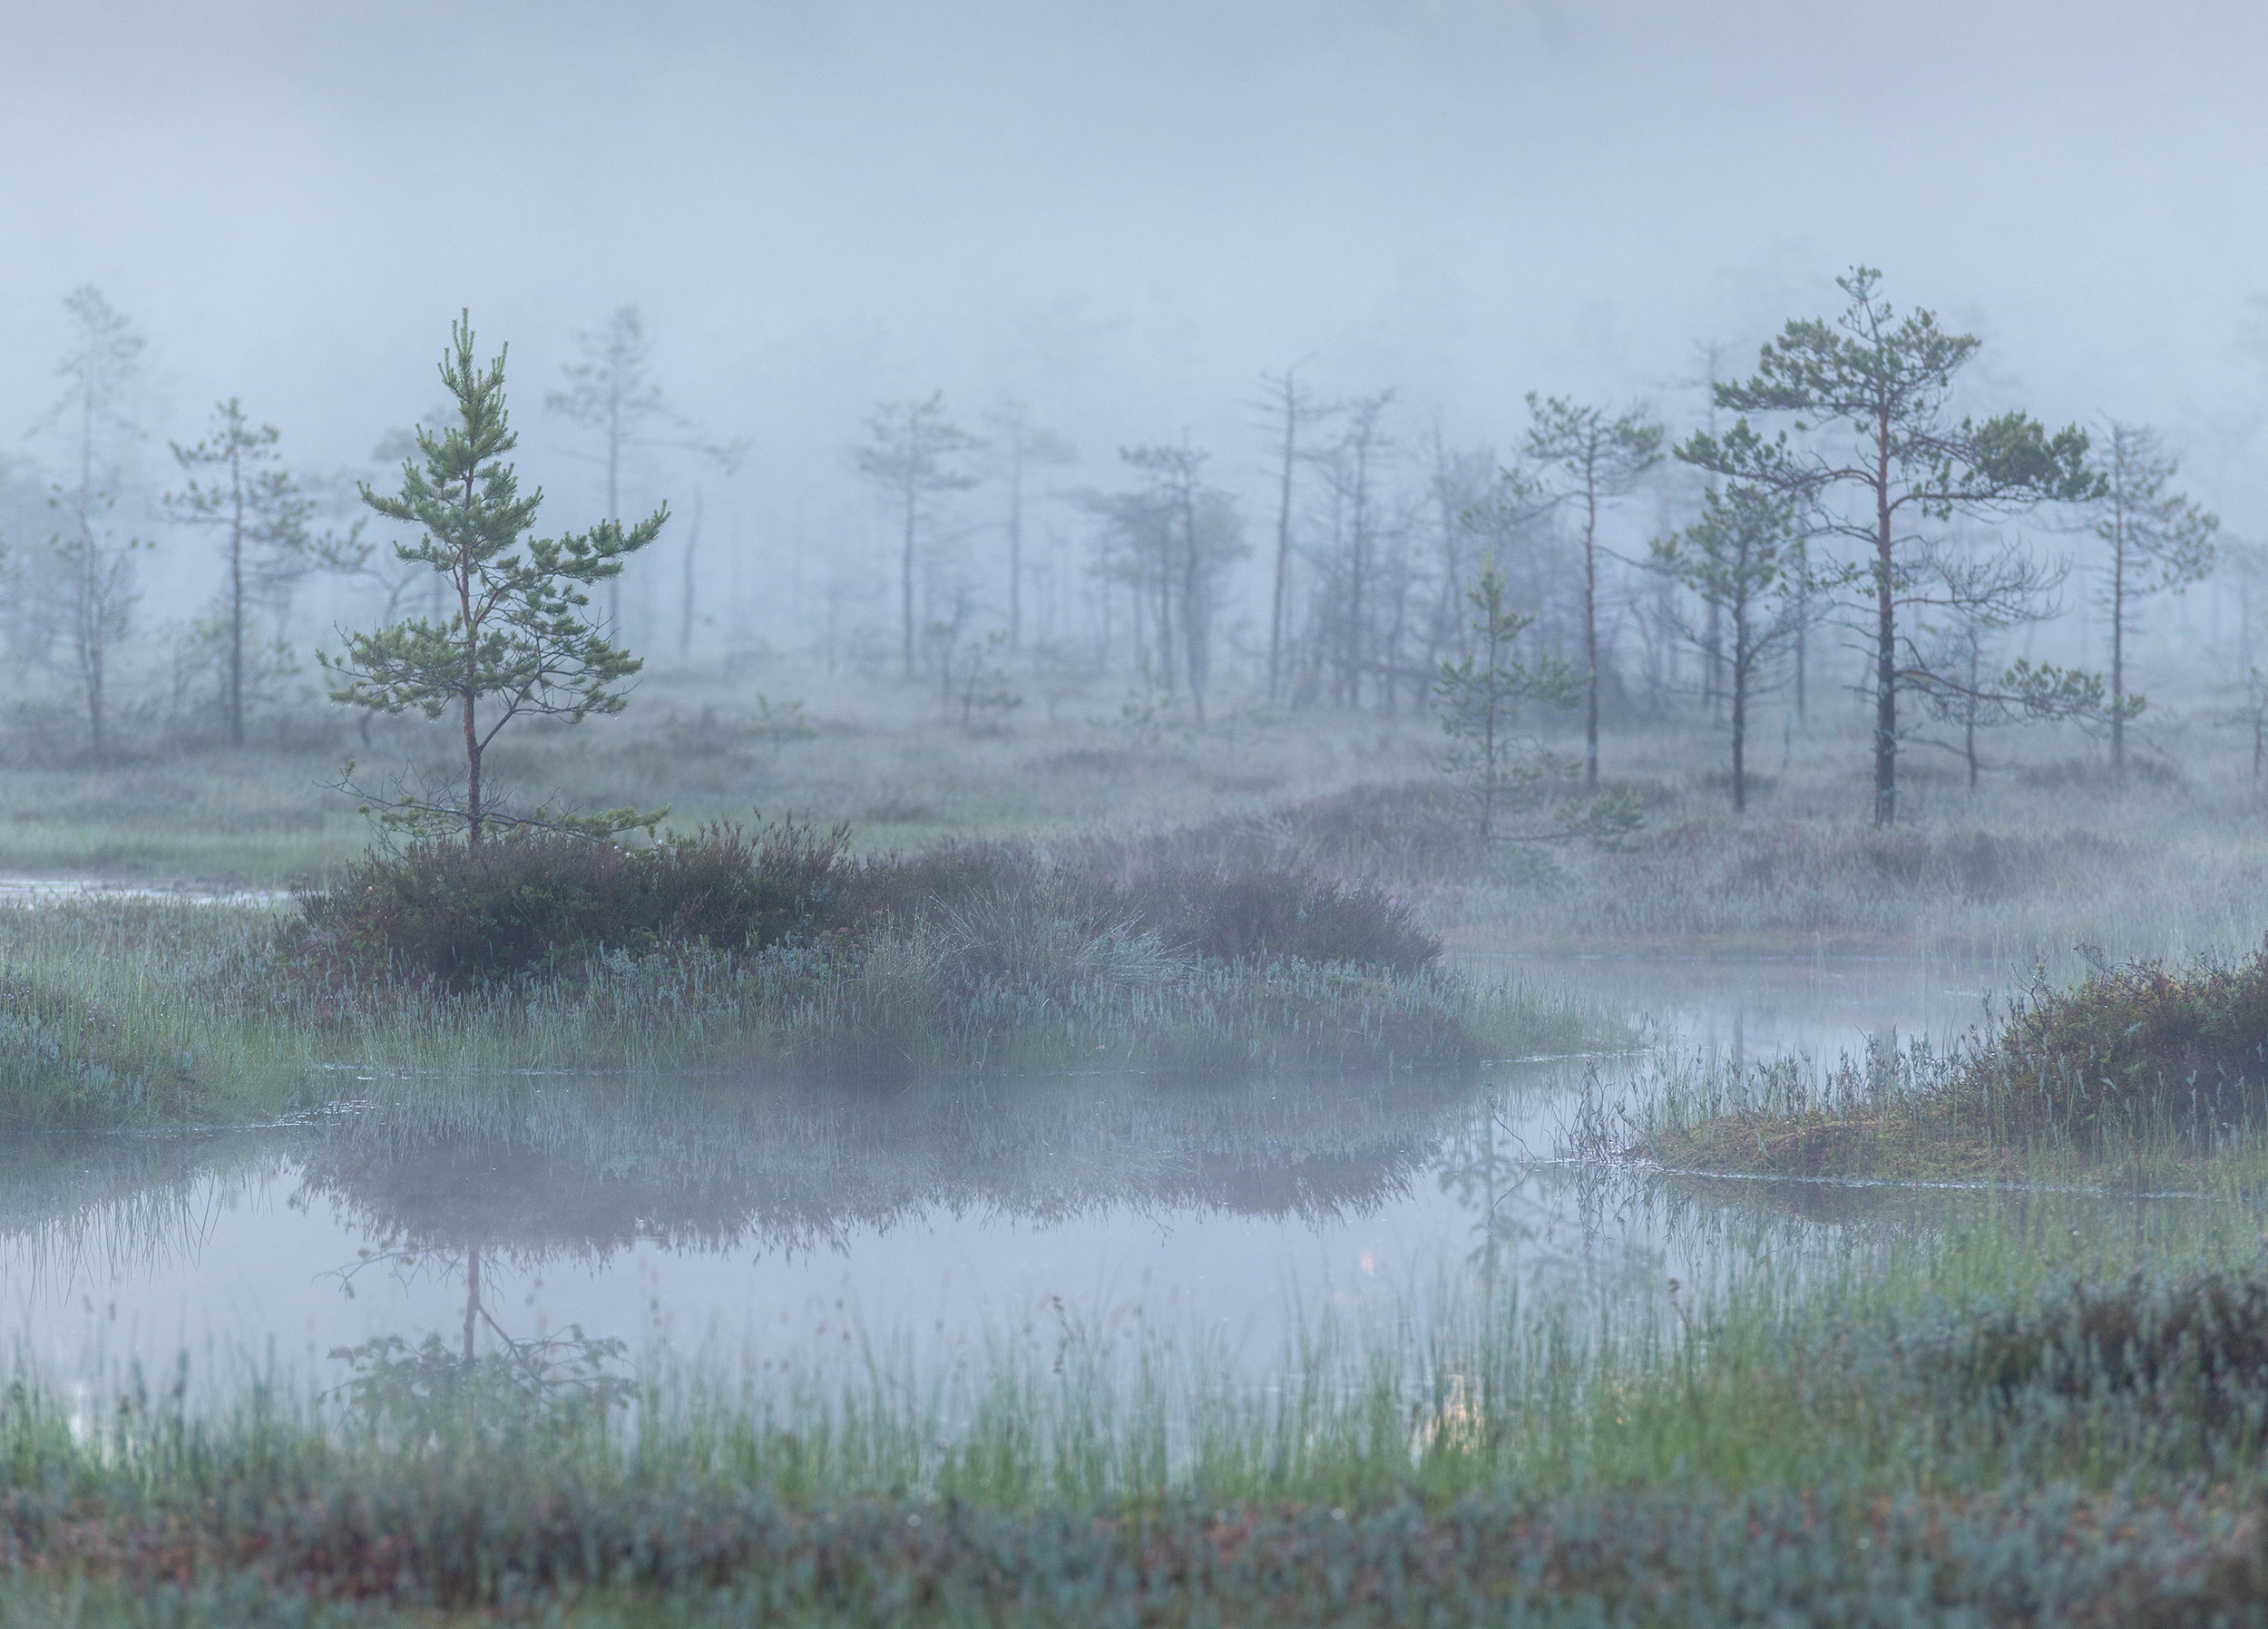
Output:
1637,941,2268,1185
6,1185,2268,1622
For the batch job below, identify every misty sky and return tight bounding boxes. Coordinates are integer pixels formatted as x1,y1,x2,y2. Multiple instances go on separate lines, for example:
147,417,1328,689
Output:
7,0,2267,641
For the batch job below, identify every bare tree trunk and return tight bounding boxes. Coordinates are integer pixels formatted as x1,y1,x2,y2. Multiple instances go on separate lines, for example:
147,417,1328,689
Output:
1154,537,1175,696
1006,453,1023,651
2111,497,2127,777
1180,484,1207,724
1581,483,1600,789
605,399,622,631
900,489,917,680
76,370,104,760
1873,407,1897,826
464,696,483,845
460,481,484,846
1730,603,1748,813
1965,629,1980,790
229,453,246,746
679,488,703,665
1267,371,1297,705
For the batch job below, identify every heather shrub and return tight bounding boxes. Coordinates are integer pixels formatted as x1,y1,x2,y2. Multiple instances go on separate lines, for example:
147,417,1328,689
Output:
832,838,1039,932
829,840,1441,973
1971,939,2268,1142
1950,1272,2268,1433
1133,867,1440,971
294,815,1442,1000
296,818,849,988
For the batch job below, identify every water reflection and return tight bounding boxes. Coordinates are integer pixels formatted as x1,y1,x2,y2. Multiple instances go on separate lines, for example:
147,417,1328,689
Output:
0,957,2234,1403
5,1068,1496,1393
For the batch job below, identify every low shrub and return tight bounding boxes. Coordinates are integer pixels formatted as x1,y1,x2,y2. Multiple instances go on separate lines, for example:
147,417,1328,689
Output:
1642,941,2268,1181
298,820,1442,994
1976,941,2268,1141
1961,1272,2268,1402
296,818,850,987
1126,866,1440,971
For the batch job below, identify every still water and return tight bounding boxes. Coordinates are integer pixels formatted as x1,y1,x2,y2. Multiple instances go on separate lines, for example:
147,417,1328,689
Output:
0,958,2194,1400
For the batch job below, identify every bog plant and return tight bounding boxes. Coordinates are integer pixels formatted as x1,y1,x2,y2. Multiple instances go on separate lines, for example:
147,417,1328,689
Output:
296,817,850,986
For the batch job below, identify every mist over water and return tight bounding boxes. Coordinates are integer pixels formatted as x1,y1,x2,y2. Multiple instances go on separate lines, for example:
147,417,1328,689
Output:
0,960,2015,1400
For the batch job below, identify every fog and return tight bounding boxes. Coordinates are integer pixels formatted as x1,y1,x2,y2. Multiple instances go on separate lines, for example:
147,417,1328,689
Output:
15,12,2268,1598
1,0,2263,689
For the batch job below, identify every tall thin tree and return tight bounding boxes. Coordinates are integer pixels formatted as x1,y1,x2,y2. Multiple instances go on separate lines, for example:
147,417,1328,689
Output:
852,394,983,681
34,287,146,759
1649,483,1805,811
166,401,317,746
1311,392,1396,709
1520,394,1664,787
1120,441,1240,725
548,307,738,646
2083,420,2217,775
1254,359,1321,705
547,307,669,633
985,398,1076,651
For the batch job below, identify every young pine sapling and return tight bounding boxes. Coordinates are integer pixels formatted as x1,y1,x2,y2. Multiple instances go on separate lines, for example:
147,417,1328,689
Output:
320,313,665,845
1433,555,1642,844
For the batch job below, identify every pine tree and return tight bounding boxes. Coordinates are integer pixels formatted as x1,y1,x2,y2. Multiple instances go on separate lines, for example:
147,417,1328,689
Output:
1677,267,2097,824
851,394,982,680
1649,482,1805,812
166,400,316,746
1520,395,1664,787
1433,556,1579,841
2085,421,2217,775
320,313,664,845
